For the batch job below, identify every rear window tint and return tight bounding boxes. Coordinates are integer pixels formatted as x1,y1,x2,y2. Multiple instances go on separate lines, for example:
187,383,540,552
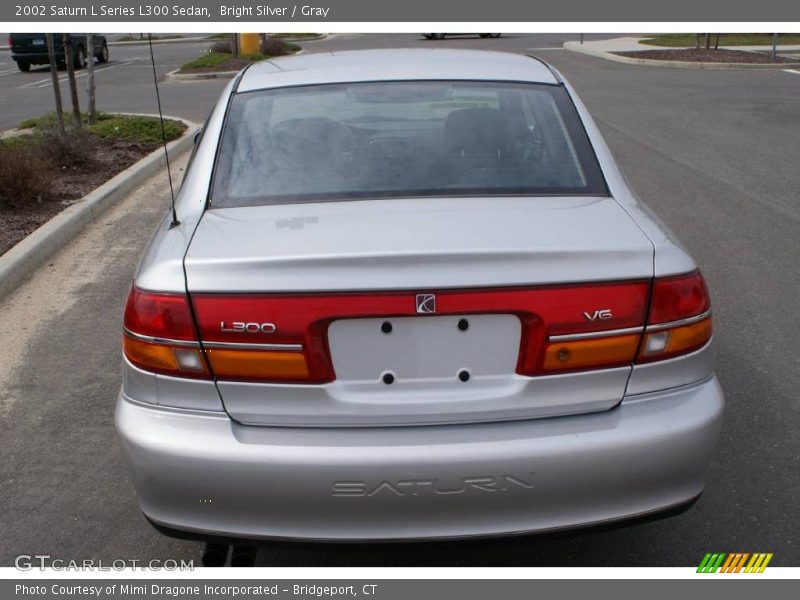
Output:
210,81,607,207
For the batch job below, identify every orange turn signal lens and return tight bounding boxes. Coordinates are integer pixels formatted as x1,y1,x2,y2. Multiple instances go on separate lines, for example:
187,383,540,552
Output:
123,335,209,378
638,317,712,362
543,334,641,373
206,348,310,381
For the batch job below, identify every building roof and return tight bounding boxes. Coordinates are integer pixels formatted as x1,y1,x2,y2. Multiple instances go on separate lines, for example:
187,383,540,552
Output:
237,48,559,92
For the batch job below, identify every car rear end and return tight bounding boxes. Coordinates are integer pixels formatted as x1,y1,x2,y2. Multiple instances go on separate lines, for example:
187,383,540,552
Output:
115,51,723,541
9,34,57,69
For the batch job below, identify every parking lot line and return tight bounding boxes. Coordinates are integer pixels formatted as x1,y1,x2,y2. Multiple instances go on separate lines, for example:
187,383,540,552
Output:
783,69,800,75
17,58,143,89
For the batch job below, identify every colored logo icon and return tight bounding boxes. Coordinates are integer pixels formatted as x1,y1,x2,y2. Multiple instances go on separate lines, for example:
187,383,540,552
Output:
697,553,773,573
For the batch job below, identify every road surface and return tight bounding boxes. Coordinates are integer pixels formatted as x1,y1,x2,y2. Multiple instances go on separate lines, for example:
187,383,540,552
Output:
1,33,798,567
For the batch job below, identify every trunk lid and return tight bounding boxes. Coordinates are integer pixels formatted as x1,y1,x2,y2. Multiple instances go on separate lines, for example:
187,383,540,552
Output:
185,196,654,426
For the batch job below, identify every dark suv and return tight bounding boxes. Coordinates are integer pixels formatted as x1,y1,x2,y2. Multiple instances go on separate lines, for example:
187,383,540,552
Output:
9,33,108,72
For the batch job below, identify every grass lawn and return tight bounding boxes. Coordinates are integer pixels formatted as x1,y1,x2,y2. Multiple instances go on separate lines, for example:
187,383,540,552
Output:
641,34,800,47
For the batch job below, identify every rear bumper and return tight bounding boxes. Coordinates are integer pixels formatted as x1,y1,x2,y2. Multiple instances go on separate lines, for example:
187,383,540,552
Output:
115,376,724,541
12,52,60,64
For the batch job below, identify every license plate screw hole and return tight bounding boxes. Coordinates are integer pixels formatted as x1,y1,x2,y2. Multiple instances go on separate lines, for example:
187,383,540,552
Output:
458,369,470,382
458,318,469,331
382,372,395,385
381,321,393,334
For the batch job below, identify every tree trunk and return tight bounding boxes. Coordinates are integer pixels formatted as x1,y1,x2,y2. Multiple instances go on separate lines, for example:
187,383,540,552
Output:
695,34,701,50
704,33,711,50
85,34,97,124
62,34,82,129
45,33,66,137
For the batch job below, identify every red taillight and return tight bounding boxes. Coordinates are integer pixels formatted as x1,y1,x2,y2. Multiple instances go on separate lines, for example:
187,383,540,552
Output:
192,281,650,382
123,287,210,379
124,275,711,384
648,271,710,325
124,287,197,341
637,270,712,363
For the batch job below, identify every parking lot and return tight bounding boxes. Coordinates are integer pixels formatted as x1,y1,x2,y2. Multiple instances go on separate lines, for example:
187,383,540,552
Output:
1,33,799,566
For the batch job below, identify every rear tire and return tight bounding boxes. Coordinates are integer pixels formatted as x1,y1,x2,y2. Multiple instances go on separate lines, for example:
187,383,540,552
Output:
430,33,445,40
489,34,501,38
98,42,109,63
17,61,30,72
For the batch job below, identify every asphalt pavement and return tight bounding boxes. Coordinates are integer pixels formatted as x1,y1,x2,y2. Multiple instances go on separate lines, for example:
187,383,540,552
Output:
1,33,799,567
0,37,225,130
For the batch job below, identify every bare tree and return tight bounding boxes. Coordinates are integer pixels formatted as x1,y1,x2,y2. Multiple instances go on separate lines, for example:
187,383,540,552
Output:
62,33,82,129
45,33,66,137
85,34,97,124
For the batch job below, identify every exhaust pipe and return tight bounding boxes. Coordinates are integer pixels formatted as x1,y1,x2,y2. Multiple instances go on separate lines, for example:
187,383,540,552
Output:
201,543,229,567
230,544,258,567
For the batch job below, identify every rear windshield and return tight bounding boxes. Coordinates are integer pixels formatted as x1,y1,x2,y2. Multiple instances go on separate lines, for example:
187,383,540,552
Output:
210,81,607,207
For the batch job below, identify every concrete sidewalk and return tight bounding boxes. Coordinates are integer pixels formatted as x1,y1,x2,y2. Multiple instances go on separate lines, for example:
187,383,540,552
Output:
568,36,800,53
565,36,800,68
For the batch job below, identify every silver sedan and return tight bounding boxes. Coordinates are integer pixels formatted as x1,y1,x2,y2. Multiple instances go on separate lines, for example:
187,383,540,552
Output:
116,49,723,548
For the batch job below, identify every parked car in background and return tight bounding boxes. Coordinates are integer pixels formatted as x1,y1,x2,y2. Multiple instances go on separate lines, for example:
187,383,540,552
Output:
9,33,108,71
116,49,723,555
423,34,502,40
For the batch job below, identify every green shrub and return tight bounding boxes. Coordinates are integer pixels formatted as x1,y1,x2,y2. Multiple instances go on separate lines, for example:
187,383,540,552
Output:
19,112,113,130
88,116,186,144
19,113,186,144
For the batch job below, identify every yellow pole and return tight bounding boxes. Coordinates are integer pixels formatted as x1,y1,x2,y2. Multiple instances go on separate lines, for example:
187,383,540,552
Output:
239,33,260,55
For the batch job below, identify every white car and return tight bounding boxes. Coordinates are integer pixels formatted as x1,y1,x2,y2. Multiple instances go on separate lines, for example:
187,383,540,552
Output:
116,49,723,563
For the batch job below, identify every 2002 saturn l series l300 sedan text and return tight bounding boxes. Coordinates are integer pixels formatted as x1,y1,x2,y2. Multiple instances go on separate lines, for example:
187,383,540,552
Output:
115,49,724,544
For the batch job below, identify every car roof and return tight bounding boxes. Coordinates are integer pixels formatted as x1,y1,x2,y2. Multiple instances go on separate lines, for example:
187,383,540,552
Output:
236,49,559,93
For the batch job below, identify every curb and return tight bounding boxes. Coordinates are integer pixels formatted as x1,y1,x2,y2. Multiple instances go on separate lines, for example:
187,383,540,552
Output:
166,67,239,81
274,33,328,42
0,115,200,301
166,49,305,81
563,41,800,69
